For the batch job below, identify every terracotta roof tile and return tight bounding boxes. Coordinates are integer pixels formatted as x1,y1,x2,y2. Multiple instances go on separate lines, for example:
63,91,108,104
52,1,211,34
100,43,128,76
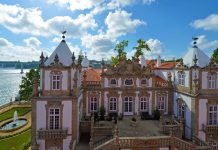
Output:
83,68,101,81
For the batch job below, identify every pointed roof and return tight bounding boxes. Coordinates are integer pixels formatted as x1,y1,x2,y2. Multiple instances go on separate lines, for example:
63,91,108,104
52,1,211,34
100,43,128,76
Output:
81,55,90,68
44,40,73,66
183,46,210,68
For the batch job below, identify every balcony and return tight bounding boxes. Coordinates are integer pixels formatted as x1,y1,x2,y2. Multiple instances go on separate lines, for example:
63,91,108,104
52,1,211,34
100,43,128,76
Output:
203,124,218,134
38,128,68,139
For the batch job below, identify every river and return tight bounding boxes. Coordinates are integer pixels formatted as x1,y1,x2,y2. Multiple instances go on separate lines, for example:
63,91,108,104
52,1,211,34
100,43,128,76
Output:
0,69,29,106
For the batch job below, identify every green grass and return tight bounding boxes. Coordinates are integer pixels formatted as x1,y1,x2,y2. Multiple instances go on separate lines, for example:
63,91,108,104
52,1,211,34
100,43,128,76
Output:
0,129,31,150
0,107,31,122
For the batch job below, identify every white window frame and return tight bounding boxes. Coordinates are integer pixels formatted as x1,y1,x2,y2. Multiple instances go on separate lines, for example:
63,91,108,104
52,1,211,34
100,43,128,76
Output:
109,97,117,111
209,140,218,150
90,97,98,112
208,74,216,89
178,72,185,86
52,75,61,90
158,96,165,110
48,108,60,130
140,97,148,112
124,78,134,86
209,105,218,125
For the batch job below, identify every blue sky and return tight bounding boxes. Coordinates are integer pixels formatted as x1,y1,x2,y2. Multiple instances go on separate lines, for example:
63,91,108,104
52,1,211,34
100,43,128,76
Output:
0,0,218,61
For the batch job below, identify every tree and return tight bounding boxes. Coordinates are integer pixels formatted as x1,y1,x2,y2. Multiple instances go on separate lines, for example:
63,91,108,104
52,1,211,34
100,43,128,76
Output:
133,39,150,59
78,50,84,65
211,47,218,64
111,40,128,66
19,68,40,101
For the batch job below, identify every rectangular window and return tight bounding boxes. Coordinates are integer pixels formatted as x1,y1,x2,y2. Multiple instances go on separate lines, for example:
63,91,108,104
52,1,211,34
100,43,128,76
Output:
208,75,216,89
178,73,185,86
209,106,218,125
52,75,60,90
109,97,117,111
90,97,97,112
178,104,185,118
158,96,165,110
140,97,148,111
49,108,60,129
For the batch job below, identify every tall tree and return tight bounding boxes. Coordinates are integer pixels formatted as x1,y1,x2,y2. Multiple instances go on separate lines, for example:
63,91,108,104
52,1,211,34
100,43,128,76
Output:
111,40,128,66
133,39,150,59
211,47,218,64
19,68,40,101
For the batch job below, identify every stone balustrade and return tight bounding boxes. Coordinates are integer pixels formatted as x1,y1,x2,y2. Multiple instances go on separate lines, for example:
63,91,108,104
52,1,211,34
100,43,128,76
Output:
204,124,218,134
94,136,211,150
37,128,68,139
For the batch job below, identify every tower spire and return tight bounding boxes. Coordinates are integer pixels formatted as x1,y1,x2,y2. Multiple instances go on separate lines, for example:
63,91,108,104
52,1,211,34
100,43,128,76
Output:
192,37,198,48
61,30,67,42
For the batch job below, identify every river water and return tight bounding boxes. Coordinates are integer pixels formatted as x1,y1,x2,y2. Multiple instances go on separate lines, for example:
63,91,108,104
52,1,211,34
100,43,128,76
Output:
0,69,29,106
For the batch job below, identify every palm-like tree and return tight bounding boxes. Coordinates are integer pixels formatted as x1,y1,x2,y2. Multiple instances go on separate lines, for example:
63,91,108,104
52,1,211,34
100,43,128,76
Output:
111,40,128,66
133,39,150,59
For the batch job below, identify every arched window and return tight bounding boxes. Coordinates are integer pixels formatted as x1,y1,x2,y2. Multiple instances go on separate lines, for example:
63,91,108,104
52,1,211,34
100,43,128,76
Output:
140,97,148,112
177,99,186,119
110,79,117,85
90,97,98,112
124,79,133,86
141,78,147,86
109,97,117,111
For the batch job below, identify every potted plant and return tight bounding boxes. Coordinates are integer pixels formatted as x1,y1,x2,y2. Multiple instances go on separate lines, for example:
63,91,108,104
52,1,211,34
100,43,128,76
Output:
153,109,161,120
131,117,137,127
99,106,105,120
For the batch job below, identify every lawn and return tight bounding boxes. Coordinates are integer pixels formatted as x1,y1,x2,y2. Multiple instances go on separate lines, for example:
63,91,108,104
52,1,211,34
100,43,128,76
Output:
0,128,31,150
0,107,31,122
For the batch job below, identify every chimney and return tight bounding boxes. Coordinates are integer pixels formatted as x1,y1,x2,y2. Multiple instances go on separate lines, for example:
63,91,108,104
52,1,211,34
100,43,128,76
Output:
157,55,161,67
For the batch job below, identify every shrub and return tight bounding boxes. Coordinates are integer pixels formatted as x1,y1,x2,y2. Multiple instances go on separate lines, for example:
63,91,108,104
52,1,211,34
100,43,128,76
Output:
153,109,161,120
99,106,105,120
131,117,136,122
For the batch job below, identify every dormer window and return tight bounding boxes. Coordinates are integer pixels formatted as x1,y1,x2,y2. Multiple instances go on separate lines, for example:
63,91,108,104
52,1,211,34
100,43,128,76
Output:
178,72,185,86
52,75,60,90
124,79,133,86
208,74,216,89
110,78,117,86
141,78,148,86
50,71,62,90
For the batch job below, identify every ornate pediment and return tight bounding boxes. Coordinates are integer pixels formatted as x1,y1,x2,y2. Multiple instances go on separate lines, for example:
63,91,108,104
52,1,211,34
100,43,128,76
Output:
104,59,154,77
176,58,188,70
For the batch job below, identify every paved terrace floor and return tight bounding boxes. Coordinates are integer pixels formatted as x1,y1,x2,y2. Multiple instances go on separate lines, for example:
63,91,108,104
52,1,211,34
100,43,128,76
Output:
117,116,165,137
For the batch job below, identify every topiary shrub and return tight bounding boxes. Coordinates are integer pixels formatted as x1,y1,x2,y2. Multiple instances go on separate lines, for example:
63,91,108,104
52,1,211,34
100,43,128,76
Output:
99,106,105,120
153,109,161,120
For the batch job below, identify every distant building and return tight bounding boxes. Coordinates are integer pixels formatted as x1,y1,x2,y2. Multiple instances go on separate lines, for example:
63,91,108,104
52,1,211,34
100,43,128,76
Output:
31,35,218,150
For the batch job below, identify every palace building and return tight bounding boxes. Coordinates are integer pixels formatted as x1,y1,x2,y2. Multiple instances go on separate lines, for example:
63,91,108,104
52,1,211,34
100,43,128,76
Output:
31,34,218,150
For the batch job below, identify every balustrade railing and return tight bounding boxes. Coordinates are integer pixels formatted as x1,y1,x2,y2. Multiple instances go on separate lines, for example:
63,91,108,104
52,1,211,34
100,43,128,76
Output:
204,124,218,133
38,128,68,139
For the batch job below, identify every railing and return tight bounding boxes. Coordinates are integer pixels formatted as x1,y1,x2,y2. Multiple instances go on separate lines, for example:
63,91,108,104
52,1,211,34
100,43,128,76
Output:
155,81,168,87
38,128,68,139
84,81,101,86
204,124,218,133
94,136,211,150
93,135,113,148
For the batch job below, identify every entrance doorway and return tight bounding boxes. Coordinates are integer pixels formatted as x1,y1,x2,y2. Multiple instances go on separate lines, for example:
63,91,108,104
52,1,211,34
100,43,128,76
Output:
124,97,133,115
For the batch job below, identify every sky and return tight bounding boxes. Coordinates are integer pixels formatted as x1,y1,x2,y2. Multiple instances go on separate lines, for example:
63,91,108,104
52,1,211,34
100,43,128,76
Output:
0,0,218,62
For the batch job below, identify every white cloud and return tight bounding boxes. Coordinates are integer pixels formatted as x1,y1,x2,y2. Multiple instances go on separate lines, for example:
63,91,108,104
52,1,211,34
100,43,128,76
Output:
105,10,146,39
192,14,218,31
0,38,13,47
81,34,116,60
192,35,218,50
0,37,43,61
45,0,102,11
107,0,134,9
142,0,156,5
23,37,41,47
0,3,97,37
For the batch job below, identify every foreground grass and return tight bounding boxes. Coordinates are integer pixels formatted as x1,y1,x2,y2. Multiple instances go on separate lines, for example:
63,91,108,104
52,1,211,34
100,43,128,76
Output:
0,107,31,122
0,129,31,150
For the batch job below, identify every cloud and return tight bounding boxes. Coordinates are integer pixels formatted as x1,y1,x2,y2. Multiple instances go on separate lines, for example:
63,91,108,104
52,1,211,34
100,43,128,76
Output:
105,10,146,39
142,0,156,5
0,37,43,61
193,35,218,50
0,38,13,47
191,14,218,31
23,37,41,47
0,3,97,37
45,0,102,11
107,0,134,9
81,34,116,60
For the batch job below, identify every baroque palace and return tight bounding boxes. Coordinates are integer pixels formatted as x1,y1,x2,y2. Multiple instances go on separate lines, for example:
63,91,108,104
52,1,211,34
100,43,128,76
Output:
31,34,218,150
